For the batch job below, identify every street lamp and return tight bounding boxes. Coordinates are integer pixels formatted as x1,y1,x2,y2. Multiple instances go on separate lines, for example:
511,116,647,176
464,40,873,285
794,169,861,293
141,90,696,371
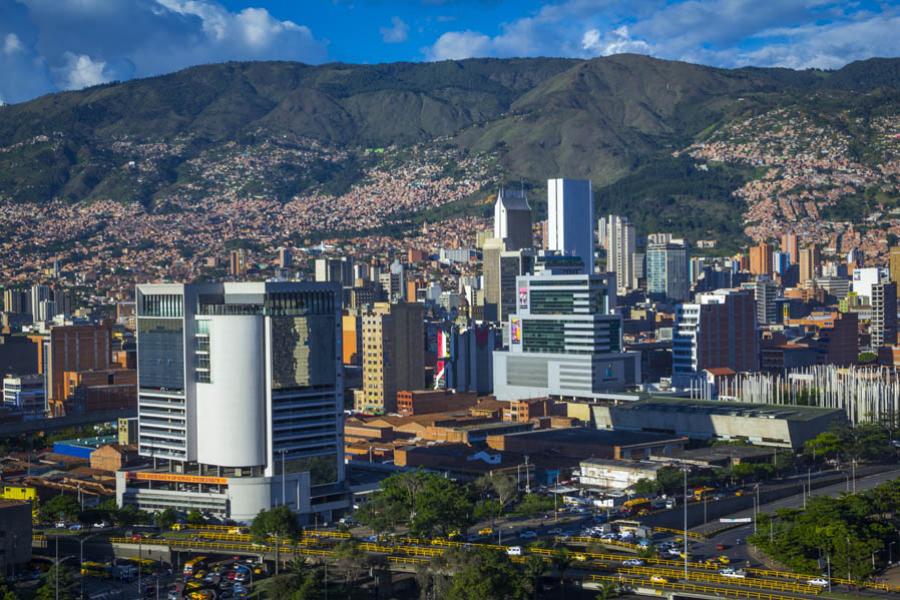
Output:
682,467,689,581
52,535,75,600
78,532,101,600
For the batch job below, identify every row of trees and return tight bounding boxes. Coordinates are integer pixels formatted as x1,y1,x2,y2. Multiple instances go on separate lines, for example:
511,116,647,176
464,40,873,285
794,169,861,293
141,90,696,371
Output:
41,496,208,530
749,478,900,582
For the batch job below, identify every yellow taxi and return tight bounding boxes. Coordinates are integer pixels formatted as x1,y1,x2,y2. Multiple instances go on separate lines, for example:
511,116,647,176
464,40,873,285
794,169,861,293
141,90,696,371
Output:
478,527,494,536
650,575,669,584
717,555,731,565
573,554,588,562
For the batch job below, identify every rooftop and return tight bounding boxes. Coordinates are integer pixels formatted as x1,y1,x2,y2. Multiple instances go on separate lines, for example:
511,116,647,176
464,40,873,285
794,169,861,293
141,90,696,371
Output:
497,427,686,447
622,397,843,422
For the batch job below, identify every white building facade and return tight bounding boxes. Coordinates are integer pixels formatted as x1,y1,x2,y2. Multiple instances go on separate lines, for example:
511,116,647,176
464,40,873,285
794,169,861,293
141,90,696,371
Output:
548,179,594,275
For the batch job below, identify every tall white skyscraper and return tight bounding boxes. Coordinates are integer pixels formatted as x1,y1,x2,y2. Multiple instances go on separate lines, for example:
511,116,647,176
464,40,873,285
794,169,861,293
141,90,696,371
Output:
118,281,347,524
547,178,594,275
30,284,50,323
605,215,636,295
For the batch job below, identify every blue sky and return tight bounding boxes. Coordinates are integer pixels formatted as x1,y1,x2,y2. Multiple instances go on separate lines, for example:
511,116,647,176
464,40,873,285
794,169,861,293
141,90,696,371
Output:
1,0,898,104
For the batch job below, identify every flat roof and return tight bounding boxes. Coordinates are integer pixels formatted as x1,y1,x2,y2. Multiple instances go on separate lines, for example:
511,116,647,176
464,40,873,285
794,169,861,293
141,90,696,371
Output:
580,457,664,469
498,427,685,446
671,445,775,460
622,397,842,422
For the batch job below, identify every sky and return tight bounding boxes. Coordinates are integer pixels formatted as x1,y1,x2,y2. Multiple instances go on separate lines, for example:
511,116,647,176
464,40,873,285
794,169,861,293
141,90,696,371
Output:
1,0,898,104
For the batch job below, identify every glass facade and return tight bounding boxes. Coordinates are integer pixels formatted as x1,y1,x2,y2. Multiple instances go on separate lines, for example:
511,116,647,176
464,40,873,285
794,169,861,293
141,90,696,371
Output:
284,454,339,486
138,318,185,391
530,290,574,314
521,319,566,353
271,315,336,389
140,294,184,317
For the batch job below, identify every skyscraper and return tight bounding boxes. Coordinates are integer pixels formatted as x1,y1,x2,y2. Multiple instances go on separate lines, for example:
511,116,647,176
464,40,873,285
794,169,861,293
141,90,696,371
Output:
781,233,799,265
889,246,900,299
228,249,247,277
754,278,779,325
482,238,505,322
498,249,535,323
315,257,354,287
673,290,759,386
798,246,820,285
871,282,898,348
493,187,533,251
120,281,346,523
547,178,594,274
30,284,49,324
492,264,640,400
646,240,689,302
749,242,773,276
604,215,636,294
359,302,424,414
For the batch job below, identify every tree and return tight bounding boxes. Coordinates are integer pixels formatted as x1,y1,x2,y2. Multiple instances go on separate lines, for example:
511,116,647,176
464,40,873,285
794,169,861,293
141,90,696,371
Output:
445,549,527,600
357,471,473,538
186,509,205,525
522,555,546,600
631,478,660,495
154,508,177,530
804,431,842,461
476,473,519,510
511,494,554,518
41,494,81,523
551,548,573,599
35,565,76,600
655,467,685,496
250,506,299,542
330,540,368,589
0,576,17,600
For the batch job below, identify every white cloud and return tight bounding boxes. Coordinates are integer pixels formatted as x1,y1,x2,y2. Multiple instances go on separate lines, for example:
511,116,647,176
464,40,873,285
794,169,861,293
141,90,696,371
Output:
427,30,492,60
380,16,409,44
3,33,23,55
57,51,110,90
581,25,651,56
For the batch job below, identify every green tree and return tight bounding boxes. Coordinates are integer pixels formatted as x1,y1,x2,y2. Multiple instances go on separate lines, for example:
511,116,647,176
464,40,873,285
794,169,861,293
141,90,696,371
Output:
0,576,18,600
250,505,299,542
154,507,177,530
35,565,76,600
550,548,573,599
445,548,527,600
357,471,473,538
330,540,368,589
522,555,546,600
631,478,660,495
511,494,554,518
186,509,205,525
41,494,81,523
655,467,685,496
476,473,519,510
804,431,842,461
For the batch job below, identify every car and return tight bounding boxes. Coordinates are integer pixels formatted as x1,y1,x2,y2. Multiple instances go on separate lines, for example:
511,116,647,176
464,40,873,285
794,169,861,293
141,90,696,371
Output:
55,521,67,529
637,539,652,548
68,523,83,531
478,527,494,536
167,591,179,600
547,528,563,535
807,578,829,587
520,531,537,540
735,538,744,545
719,568,746,579
622,559,644,567
666,548,682,556
715,543,728,551
573,554,587,562
93,521,110,529
717,555,731,565
203,573,217,583
506,546,522,556
650,575,669,584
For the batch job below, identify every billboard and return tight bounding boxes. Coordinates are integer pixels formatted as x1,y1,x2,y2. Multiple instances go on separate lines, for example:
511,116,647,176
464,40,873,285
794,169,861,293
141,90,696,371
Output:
518,286,529,310
511,317,521,345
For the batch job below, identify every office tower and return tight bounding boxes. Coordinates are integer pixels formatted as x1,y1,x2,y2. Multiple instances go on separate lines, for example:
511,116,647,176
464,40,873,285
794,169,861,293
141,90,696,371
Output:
359,302,424,414
646,240,690,302
314,257,354,287
387,260,405,302
846,248,864,273
632,253,646,289
482,238,505,322
36,300,57,324
772,252,791,277
228,249,247,277
30,284,50,323
492,266,641,400
749,242,773,276
493,187,533,251
547,178,594,274
798,246,820,285
754,278,779,325
672,290,759,386
120,281,345,523
781,233,799,265
851,267,889,303
2,374,45,417
604,215,636,294
3,288,27,315
498,249,535,322
890,247,900,298
440,323,497,395
689,258,707,285
597,217,607,249
871,282,898,348
277,247,293,269
41,323,113,416
647,233,673,245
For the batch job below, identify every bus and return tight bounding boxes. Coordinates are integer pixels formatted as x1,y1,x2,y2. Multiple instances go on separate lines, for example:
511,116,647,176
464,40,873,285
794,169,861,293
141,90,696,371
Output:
80,562,111,578
183,557,208,578
622,498,652,515
693,486,715,501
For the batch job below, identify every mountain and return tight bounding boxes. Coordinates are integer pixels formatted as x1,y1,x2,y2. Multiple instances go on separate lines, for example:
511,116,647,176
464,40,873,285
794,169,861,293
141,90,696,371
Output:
0,54,898,250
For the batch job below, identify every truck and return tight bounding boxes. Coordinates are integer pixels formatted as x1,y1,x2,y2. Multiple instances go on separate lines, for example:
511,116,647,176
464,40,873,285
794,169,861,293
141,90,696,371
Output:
622,498,653,515
693,486,716,501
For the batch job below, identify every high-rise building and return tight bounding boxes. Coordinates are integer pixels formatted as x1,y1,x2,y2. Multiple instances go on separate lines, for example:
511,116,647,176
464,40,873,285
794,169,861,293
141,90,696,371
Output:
781,233,799,265
493,187,533,251
437,323,497,395
492,266,640,400
852,267,889,303
646,240,689,302
890,246,900,299
547,178,594,274
754,278,779,325
749,242,773,276
604,215,636,294
359,302,424,414
2,288,27,315
798,246,820,285
2,374,45,418
228,249,247,277
482,238,505,322
498,249,535,322
30,284,50,324
119,281,346,523
315,257,354,287
38,323,113,416
277,247,293,269
673,290,759,386
871,282,898,348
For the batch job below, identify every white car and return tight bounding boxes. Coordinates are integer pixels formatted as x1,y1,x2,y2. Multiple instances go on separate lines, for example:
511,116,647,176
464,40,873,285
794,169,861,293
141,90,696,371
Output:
622,559,644,567
807,578,829,587
520,530,537,540
666,548,682,556
719,568,746,579
507,546,522,556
